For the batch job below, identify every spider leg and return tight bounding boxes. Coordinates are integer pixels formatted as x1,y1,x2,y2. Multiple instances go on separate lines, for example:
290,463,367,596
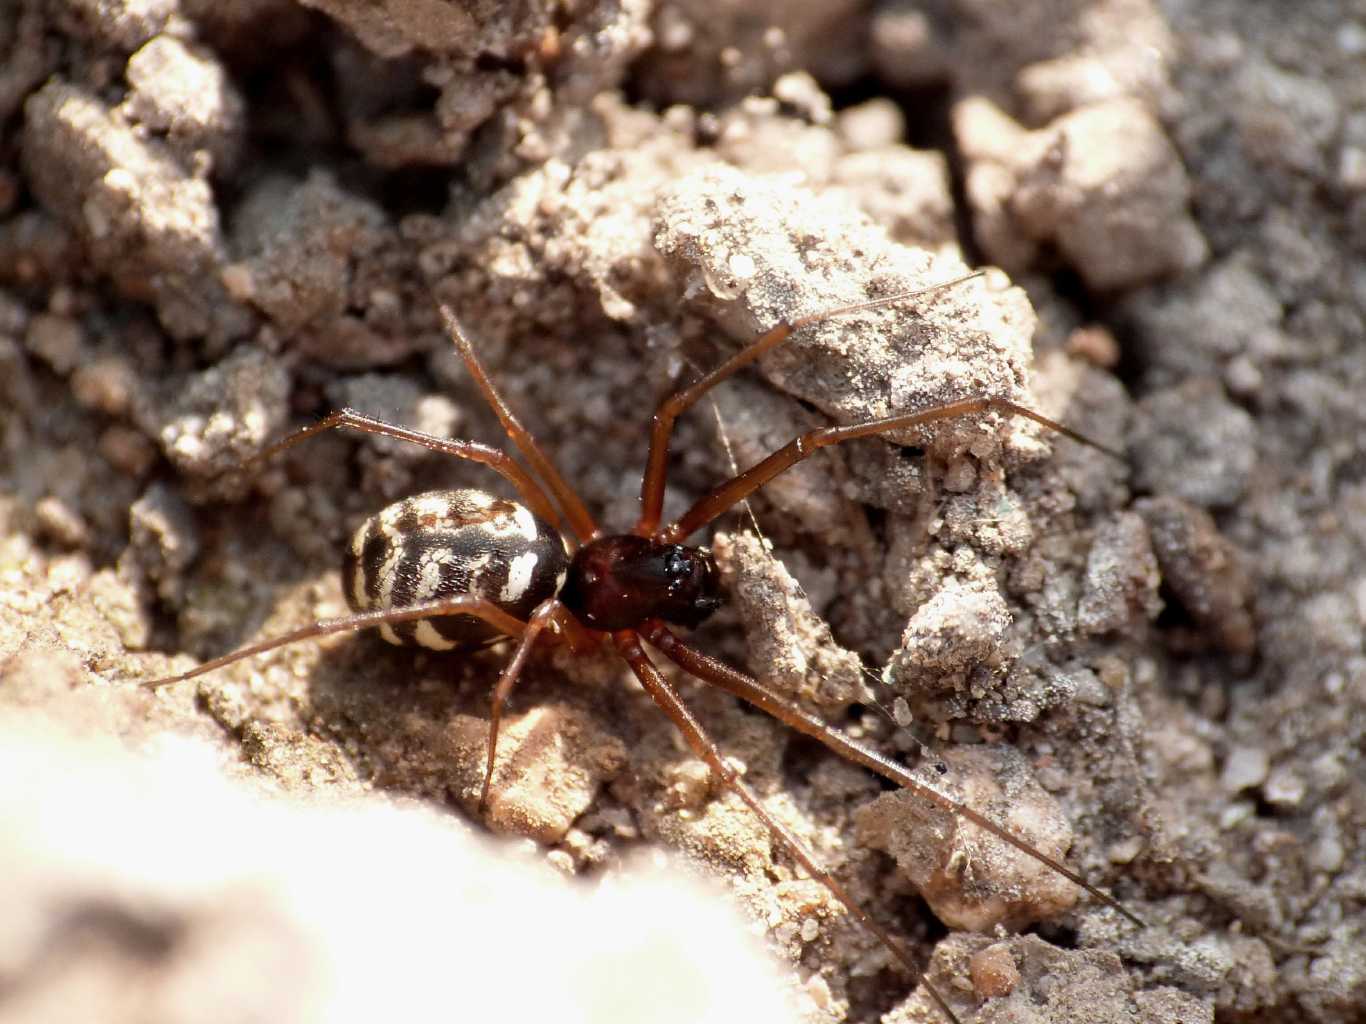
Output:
641,620,1144,928
612,629,964,1024
249,408,566,538
141,596,529,689
479,599,564,811
660,395,1125,543
551,603,602,656
634,271,985,537
439,305,599,543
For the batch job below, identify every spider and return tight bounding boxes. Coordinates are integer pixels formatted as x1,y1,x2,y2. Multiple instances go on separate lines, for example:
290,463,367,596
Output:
143,270,1141,1023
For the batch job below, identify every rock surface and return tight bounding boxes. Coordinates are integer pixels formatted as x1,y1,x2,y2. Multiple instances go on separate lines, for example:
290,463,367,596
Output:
3,1,1362,1022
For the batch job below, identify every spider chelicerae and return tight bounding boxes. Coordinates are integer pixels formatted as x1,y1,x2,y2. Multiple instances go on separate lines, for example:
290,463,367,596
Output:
144,270,1141,1023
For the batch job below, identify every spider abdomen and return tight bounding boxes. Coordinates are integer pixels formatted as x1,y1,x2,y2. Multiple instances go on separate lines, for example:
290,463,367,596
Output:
342,488,569,650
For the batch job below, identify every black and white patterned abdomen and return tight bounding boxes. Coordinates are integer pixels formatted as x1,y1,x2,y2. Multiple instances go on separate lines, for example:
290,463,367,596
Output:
341,489,570,650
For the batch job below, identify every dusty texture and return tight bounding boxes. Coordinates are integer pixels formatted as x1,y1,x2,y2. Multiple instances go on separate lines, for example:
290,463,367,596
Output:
955,95,1209,290
2,1,1364,1023
854,745,1080,933
712,530,870,712
0,709,795,1024
891,933,1211,1024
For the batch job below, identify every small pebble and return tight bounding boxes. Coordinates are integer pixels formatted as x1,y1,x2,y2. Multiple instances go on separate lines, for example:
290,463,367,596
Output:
969,942,1020,998
1263,767,1305,807
1221,747,1269,792
34,496,89,548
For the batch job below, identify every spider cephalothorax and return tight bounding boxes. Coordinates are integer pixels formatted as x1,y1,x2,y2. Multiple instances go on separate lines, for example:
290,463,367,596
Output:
560,535,722,631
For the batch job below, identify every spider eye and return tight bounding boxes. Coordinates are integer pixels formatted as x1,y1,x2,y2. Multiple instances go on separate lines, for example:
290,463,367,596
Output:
663,548,691,579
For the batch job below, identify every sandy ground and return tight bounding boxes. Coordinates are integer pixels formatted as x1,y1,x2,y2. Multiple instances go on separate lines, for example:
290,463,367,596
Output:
1,1,1363,1022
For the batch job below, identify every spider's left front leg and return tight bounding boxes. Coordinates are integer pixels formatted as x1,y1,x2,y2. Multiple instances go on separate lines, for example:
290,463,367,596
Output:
658,396,1124,544
633,274,986,538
